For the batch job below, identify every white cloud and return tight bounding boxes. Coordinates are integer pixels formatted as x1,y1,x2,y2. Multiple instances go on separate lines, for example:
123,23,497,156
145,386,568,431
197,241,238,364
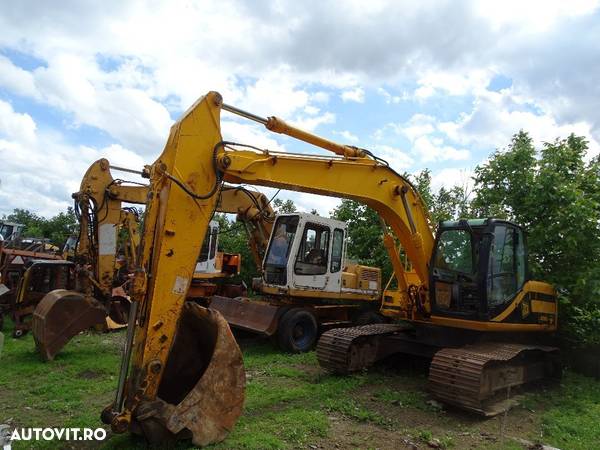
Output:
333,130,359,143
0,0,598,217
221,120,288,153
413,69,492,99
398,114,436,141
474,0,599,32
311,91,330,103
386,113,471,163
438,90,600,158
430,167,474,193
412,135,470,163
0,102,147,217
0,100,36,143
341,87,365,103
377,87,407,104
0,55,39,99
291,112,335,132
370,145,414,171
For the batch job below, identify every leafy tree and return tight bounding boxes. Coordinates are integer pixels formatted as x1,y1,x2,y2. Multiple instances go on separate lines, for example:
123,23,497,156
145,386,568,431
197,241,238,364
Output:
409,169,471,225
273,198,297,213
2,207,78,246
473,131,600,346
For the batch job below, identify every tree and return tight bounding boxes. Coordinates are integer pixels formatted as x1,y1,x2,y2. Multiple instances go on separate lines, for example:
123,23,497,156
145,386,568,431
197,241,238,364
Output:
213,213,262,290
273,198,297,213
2,207,78,246
409,169,471,225
473,131,600,345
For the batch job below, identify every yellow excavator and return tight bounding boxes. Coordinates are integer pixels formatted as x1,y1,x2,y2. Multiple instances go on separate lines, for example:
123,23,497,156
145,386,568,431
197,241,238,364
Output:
92,91,558,446
30,159,277,360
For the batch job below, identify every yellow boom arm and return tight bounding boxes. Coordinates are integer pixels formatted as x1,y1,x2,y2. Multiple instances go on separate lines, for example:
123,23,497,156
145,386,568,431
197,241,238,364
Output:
218,185,275,268
73,159,148,299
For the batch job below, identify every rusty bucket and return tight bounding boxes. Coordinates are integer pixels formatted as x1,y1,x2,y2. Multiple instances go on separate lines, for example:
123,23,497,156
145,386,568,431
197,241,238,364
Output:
129,303,245,446
32,289,107,361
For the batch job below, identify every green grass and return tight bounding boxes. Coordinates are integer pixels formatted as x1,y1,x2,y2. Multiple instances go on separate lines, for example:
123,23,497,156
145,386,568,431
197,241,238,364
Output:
373,386,437,411
0,322,123,449
524,372,600,450
2,322,600,450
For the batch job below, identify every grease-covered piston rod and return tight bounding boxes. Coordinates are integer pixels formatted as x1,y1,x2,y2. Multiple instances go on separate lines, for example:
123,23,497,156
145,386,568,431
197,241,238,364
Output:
221,102,365,158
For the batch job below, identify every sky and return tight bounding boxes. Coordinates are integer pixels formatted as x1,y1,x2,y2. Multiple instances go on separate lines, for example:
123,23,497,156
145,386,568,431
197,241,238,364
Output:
0,0,599,218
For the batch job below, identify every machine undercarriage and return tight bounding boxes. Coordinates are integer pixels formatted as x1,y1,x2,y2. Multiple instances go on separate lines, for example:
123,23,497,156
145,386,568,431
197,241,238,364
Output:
317,324,560,416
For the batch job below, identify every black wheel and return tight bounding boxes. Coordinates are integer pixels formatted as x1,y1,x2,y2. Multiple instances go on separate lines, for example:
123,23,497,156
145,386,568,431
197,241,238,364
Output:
0,313,4,332
353,309,385,326
277,308,318,353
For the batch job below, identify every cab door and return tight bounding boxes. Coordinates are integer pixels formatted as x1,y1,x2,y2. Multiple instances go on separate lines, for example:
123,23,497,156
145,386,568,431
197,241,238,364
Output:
326,227,345,293
292,222,331,291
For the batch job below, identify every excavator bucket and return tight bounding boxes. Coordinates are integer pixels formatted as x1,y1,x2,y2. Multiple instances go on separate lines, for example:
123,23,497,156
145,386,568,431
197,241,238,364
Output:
32,289,107,361
209,295,282,335
104,290,131,331
131,303,245,447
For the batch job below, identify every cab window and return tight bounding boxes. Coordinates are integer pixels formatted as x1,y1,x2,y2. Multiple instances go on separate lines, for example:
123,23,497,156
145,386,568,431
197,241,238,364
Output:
265,216,298,267
434,229,473,274
330,228,344,273
487,225,525,307
198,228,211,262
209,226,218,259
295,223,330,275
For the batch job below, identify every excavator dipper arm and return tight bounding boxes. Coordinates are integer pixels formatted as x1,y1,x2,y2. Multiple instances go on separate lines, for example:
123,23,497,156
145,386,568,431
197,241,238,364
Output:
104,93,244,446
33,160,149,360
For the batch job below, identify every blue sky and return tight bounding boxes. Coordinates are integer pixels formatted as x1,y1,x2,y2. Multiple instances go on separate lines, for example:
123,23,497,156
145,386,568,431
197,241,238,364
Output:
0,0,599,217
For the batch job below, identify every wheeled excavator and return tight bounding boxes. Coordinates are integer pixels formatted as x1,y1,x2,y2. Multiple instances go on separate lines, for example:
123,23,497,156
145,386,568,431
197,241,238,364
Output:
209,211,386,352
92,92,558,446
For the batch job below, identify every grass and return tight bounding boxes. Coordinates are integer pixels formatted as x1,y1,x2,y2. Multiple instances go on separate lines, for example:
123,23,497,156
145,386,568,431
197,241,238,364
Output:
2,321,600,449
373,386,436,411
524,372,600,450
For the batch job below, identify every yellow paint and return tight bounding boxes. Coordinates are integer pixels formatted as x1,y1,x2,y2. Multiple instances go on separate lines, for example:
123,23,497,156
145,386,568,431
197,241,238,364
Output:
531,300,556,314
220,149,434,285
74,159,148,298
491,280,556,323
129,92,224,404
426,315,556,332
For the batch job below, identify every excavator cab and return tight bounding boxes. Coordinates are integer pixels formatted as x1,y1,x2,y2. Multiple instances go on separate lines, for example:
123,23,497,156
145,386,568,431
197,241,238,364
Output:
263,213,354,294
195,221,220,274
430,218,530,320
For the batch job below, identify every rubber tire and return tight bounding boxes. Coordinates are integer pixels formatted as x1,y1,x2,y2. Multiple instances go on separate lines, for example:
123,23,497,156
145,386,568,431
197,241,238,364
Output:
0,313,4,332
353,310,385,326
277,308,318,353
